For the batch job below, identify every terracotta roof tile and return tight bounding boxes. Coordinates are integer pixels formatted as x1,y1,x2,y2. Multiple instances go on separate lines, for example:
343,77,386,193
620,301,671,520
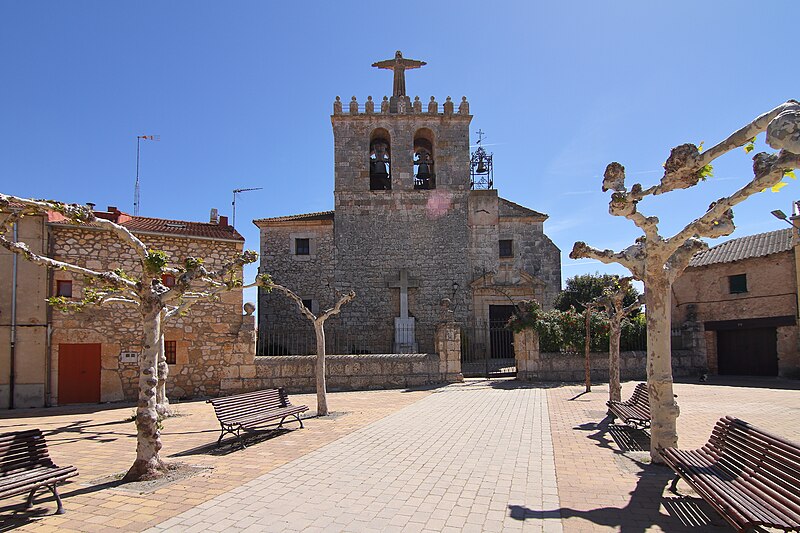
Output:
253,210,335,225
49,212,244,241
689,228,793,267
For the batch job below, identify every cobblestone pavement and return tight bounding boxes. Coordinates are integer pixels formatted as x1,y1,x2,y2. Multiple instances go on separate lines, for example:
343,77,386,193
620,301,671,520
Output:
147,381,561,533
1,376,798,532
548,376,800,532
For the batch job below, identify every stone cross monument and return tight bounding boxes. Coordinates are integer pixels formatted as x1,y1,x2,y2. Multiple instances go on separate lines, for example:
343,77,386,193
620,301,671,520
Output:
386,268,419,352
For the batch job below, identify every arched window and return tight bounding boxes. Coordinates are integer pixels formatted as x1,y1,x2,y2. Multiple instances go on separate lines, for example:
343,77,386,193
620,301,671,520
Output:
369,128,391,191
413,129,435,190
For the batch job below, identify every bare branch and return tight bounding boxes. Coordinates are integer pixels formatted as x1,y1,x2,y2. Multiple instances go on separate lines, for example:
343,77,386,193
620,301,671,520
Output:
666,238,708,284
0,234,137,290
570,241,645,280
0,193,149,261
667,150,800,253
318,291,357,323
267,282,317,322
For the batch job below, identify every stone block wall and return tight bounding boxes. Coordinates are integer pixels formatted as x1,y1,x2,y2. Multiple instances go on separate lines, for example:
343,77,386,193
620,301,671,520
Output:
221,353,445,394
515,330,706,383
258,219,336,338
49,225,255,404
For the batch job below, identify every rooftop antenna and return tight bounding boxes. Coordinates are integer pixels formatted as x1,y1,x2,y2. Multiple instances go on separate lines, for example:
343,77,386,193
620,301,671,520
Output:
134,135,160,216
232,187,263,228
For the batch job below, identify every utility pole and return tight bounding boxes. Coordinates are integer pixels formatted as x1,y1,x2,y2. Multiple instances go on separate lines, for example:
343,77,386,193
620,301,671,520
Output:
232,187,263,228
134,135,160,216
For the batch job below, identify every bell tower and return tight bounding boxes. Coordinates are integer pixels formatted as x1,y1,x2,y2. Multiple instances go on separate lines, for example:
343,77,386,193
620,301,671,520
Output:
329,52,474,351
331,51,472,194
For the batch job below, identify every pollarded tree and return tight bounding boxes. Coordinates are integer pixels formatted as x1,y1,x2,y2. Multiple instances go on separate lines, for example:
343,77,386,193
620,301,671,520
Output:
0,194,259,481
264,281,355,416
571,100,800,462
594,277,642,403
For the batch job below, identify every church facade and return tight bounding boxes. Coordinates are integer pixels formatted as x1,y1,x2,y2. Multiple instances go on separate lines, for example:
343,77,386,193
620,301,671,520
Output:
255,52,560,355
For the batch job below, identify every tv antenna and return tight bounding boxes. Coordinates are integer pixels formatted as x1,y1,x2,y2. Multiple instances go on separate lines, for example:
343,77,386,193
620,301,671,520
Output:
134,135,160,216
232,187,263,228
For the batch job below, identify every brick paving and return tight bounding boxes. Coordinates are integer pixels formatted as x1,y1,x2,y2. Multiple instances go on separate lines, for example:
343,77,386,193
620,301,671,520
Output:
547,376,800,532
1,376,798,532
147,381,561,533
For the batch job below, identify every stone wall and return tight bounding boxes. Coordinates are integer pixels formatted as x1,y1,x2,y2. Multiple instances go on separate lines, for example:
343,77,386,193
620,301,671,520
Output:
515,330,705,382
48,225,255,404
222,353,443,394
258,219,336,338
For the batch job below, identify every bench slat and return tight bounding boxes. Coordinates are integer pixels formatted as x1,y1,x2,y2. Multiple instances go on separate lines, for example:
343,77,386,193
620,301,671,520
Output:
661,417,800,531
0,466,78,498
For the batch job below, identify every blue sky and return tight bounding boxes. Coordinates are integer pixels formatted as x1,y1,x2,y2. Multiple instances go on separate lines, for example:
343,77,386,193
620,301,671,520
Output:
2,1,798,305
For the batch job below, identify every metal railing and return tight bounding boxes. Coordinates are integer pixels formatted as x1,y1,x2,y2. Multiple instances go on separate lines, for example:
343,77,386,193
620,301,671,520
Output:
256,323,433,356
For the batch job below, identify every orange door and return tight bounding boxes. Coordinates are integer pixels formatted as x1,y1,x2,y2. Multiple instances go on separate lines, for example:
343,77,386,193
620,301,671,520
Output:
58,343,101,404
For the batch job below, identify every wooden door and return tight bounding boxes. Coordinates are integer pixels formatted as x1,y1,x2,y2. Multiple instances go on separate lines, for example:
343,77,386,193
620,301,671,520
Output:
58,343,101,404
717,328,778,376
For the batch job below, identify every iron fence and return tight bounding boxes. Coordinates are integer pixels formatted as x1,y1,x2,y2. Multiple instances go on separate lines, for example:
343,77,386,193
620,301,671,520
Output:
461,320,516,378
256,323,433,356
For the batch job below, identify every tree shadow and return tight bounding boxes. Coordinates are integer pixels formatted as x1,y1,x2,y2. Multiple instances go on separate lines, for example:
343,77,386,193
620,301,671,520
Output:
508,467,728,532
522,416,729,531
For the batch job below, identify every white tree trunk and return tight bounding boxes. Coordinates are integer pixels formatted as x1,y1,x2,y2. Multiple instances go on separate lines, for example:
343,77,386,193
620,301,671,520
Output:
155,310,171,417
584,309,592,392
124,306,166,481
608,319,622,402
645,274,679,462
314,321,328,416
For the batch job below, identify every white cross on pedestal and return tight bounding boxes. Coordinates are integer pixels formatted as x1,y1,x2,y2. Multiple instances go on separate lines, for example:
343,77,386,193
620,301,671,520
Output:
386,269,420,352
386,268,419,319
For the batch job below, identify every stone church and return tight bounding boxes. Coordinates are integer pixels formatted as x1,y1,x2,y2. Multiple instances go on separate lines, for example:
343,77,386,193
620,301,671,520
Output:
255,52,560,355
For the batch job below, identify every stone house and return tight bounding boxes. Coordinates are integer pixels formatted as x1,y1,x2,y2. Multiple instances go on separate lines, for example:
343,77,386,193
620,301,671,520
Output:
255,52,561,356
672,228,799,377
0,205,255,408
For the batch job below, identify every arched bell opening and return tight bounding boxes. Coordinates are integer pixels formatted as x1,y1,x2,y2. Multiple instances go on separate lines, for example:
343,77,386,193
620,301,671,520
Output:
413,129,435,190
369,128,392,191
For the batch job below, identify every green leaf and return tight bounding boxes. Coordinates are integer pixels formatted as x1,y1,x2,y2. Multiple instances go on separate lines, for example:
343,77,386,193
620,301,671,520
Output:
697,141,704,153
771,181,788,193
785,170,797,180
744,136,756,154
698,164,714,180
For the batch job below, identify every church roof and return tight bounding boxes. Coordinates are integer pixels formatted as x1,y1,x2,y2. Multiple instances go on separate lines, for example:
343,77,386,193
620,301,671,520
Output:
688,228,793,267
253,210,335,226
498,198,548,220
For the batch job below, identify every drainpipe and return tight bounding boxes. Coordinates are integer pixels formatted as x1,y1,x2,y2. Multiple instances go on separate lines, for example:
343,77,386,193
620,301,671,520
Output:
10,222,18,409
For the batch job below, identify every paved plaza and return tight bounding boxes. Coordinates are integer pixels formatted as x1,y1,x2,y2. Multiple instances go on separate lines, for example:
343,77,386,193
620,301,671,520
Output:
1,377,798,532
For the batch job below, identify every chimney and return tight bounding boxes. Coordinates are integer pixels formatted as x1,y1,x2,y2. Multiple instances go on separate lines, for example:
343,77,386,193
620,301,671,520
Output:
86,202,96,210
107,205,118,213
219,216,229,227
210,208,219,224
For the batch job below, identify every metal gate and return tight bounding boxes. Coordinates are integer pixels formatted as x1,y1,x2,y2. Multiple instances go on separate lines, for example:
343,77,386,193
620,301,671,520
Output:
461,320,516,378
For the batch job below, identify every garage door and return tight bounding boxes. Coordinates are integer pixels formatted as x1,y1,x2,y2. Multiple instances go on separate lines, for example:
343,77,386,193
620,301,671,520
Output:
716,327,778,376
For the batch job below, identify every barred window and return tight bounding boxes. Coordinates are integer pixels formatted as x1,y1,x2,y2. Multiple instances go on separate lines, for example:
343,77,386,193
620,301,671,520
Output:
165,340,177,365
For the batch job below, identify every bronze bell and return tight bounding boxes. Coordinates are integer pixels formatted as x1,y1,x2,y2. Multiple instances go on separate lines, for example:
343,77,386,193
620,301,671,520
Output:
476,158,487,174
417,161,431,180
370,160,389,178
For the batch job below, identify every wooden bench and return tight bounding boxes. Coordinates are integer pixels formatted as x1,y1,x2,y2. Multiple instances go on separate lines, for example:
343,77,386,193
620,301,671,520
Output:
607,382,651,428
207,388,308,448
0,429,78,515
660,416,800,532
